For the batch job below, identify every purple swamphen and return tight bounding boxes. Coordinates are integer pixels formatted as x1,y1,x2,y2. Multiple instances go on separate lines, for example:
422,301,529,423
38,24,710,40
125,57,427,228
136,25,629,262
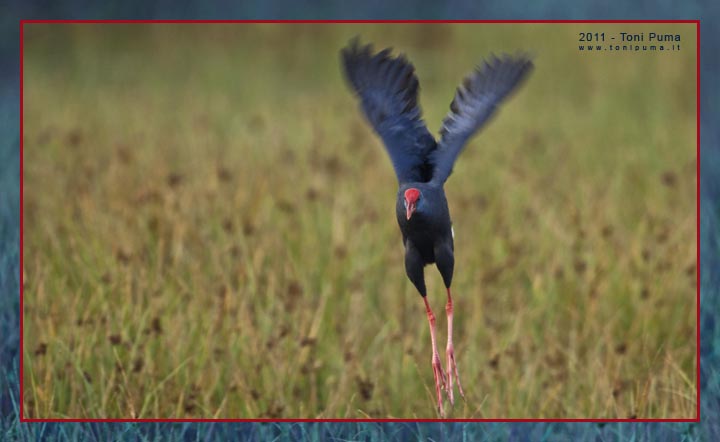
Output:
341,38,533,416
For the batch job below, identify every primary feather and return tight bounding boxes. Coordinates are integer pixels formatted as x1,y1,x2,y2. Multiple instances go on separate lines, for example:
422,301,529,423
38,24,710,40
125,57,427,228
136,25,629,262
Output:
430,53,534,184
341,38,437,184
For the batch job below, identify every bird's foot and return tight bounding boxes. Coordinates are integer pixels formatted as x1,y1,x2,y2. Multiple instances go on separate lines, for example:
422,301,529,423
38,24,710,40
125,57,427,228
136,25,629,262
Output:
432,352,447,417
446,343,465,406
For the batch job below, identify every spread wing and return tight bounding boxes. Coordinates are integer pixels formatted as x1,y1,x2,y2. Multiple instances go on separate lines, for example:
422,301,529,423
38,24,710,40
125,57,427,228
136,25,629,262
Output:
430,53,533,184
341,39,436,184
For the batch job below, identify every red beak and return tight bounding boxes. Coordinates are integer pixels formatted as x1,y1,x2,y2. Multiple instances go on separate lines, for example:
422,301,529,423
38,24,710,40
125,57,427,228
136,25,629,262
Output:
404,188,421,221
406,202,416,220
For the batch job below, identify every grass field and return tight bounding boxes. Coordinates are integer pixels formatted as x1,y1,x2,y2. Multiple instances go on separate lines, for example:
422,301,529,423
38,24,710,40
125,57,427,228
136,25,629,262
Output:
22,23,697,419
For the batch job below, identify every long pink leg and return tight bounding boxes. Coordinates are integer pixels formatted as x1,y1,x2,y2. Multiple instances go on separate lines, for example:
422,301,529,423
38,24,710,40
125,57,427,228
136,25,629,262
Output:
423,297,446,417
446,288,464,405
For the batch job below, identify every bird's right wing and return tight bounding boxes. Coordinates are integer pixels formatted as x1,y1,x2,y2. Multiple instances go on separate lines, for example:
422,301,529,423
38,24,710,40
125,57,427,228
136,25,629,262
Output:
430,54,533,184
341,39,436,184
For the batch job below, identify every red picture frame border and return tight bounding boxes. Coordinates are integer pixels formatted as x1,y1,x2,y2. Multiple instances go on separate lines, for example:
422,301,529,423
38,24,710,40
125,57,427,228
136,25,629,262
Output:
18,19,701,423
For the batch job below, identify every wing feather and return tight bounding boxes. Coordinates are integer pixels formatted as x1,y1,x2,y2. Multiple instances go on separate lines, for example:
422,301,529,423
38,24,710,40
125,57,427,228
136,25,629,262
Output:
341,39,436,184
430,53,533,184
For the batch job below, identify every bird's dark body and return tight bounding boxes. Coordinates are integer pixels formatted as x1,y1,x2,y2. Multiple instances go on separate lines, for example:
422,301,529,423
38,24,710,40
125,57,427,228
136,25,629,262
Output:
396,183,454,296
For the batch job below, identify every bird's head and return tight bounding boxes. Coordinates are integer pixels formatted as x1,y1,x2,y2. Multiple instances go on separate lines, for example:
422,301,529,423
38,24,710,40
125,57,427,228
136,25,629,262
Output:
404,188,421,220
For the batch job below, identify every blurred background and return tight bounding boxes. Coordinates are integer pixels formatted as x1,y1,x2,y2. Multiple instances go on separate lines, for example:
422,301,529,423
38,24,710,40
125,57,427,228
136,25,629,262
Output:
22,23,696,418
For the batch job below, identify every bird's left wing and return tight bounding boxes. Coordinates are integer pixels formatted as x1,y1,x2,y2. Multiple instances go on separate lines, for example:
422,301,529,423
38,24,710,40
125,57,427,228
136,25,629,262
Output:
341,39,436,184
430,54,533,184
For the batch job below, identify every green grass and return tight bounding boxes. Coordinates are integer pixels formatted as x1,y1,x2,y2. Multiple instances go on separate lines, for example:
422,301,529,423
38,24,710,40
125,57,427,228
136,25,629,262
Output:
22,23,696,418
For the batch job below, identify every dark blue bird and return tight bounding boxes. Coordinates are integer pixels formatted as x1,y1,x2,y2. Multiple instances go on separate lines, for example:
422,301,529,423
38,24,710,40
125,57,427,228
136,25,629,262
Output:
341,38,533,416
